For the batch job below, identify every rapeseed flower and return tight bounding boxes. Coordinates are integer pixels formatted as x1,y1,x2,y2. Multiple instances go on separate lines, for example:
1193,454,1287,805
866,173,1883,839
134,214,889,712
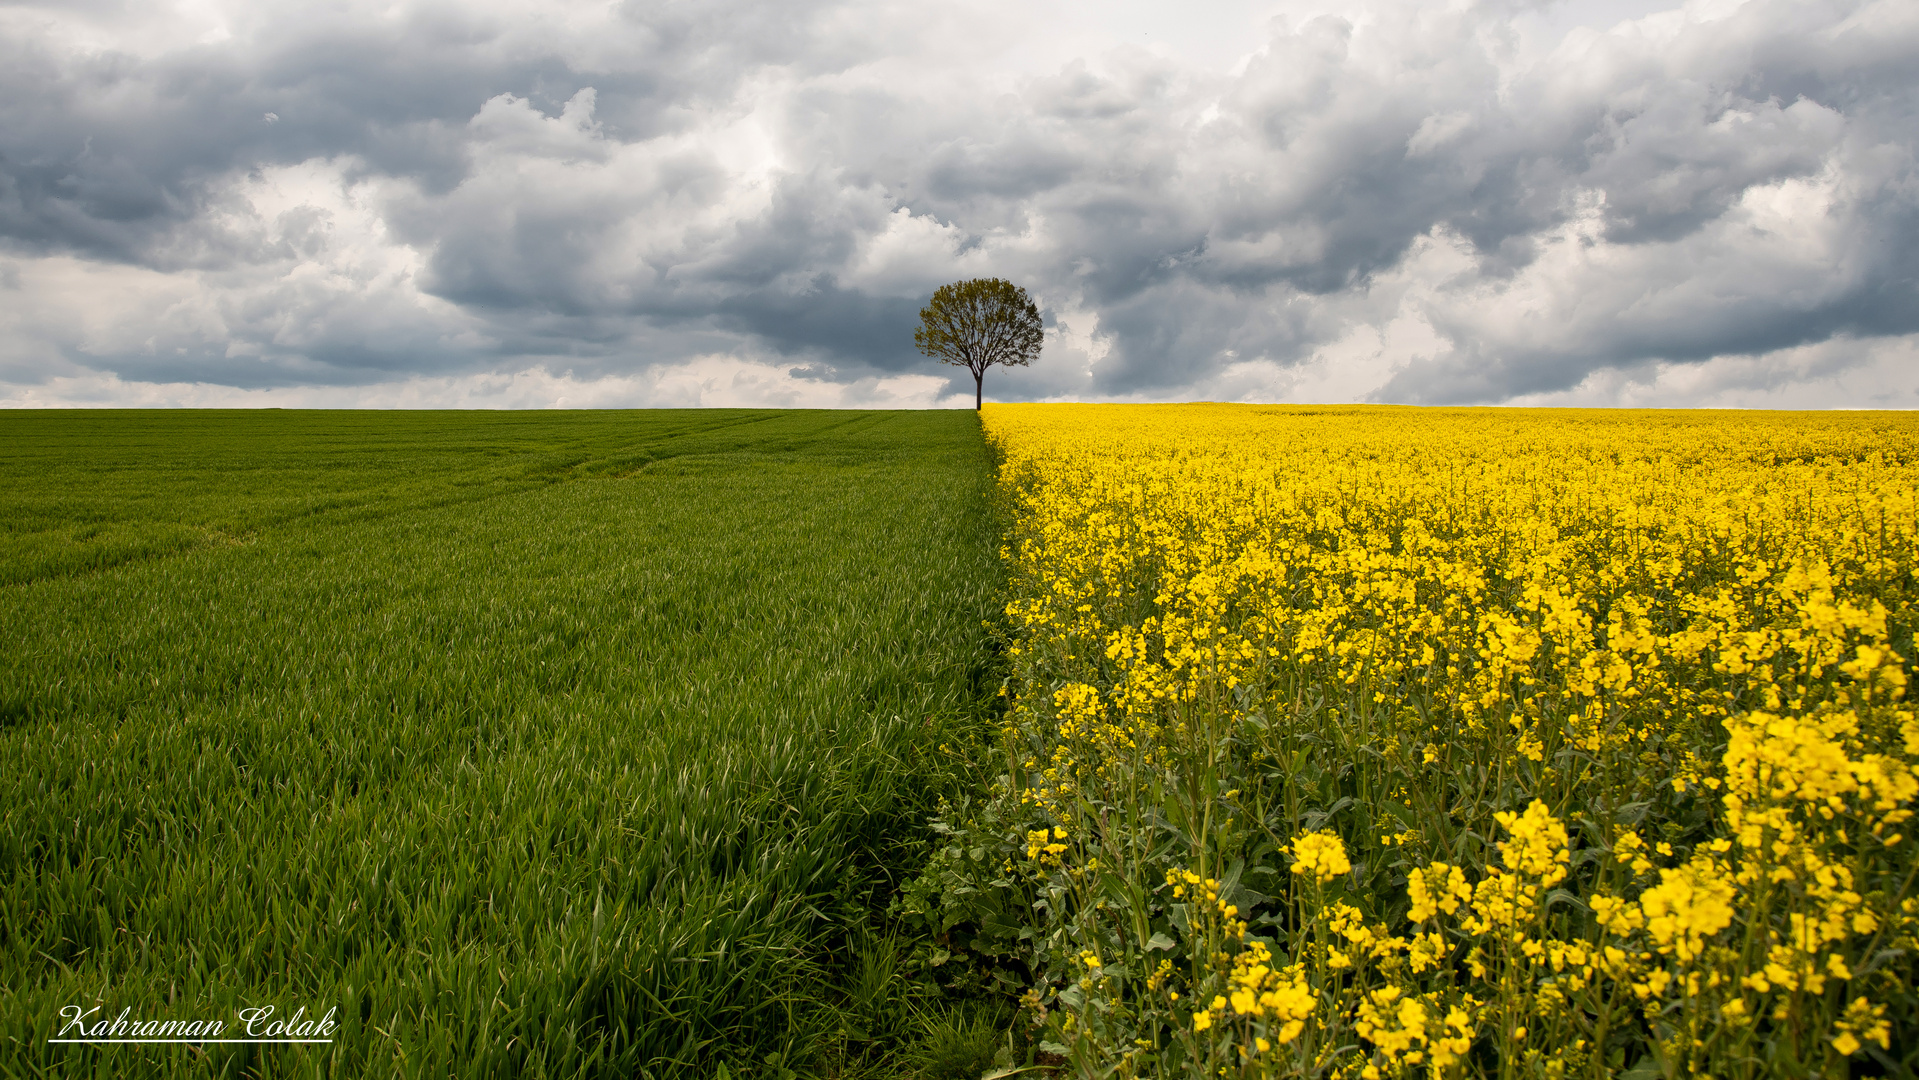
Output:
919,404,1919,1078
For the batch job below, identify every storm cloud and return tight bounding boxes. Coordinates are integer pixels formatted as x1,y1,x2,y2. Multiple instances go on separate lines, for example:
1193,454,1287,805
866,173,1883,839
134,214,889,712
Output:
2,0,1916,408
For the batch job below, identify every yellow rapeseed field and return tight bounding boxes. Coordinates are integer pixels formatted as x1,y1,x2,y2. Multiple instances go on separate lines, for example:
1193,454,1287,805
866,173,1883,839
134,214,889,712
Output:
909,404,1919,1079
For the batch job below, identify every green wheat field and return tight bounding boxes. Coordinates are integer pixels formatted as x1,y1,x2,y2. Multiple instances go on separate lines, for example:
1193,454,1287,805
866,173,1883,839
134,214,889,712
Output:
0,410,1009,1079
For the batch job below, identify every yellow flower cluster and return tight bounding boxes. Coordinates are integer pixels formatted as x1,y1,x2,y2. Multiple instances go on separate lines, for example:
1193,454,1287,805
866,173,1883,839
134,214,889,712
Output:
1289,830,1353,884
958,404,1918,1078
1354,988,1475,1075
1191,939,1317,1047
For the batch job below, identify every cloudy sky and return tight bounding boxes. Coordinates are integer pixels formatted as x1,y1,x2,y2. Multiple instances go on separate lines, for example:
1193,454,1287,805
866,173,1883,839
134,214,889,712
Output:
2,0,1915,409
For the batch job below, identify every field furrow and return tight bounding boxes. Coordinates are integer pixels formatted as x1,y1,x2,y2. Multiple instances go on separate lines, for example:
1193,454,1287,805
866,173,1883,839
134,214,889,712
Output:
1,409,1001,1078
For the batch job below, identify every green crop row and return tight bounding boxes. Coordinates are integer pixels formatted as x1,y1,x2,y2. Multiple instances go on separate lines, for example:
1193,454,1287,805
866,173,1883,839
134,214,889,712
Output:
0,409,1007,1079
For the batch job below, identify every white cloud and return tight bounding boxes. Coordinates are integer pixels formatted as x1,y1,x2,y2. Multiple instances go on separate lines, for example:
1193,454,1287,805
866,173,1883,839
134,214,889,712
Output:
1501,334,1919,409
0,358,971,409
0,0,1914,408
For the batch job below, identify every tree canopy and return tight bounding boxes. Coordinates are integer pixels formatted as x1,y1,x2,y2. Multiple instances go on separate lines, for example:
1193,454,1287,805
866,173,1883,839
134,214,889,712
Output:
912,278,1043,410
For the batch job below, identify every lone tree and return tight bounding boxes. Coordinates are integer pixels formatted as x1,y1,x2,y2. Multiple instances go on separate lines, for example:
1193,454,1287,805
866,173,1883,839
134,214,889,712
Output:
913,278,1043,410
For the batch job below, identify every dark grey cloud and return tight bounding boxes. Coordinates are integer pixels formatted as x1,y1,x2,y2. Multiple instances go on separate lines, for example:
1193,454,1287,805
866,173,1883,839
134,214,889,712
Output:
0,0,855,259
2,0,1916,406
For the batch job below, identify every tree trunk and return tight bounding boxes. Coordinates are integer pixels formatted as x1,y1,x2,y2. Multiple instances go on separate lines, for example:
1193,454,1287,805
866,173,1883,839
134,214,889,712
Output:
974,370,983,411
